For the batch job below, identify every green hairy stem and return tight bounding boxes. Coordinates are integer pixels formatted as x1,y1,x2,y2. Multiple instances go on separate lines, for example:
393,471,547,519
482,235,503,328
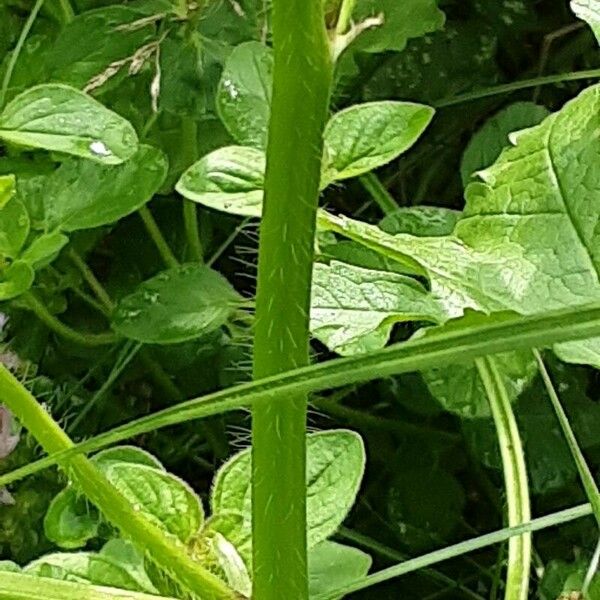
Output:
4,303,600,488
0,367,236,600
251,1,332,597
476,357,531,600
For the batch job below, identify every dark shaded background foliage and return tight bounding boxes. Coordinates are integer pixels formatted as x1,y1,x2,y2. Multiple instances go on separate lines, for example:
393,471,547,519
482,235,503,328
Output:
1,0,599,597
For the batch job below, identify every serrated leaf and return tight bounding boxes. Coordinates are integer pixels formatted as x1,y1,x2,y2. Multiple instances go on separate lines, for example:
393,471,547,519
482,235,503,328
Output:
176,146,265,218
311,261,444,356
328,85,600,368
322,102,434,184
211,430,365,558
112,264,242,344
308,541,372,600
0,85,138,164
43,144,167,232
379,206,460,237
217,41,273,148
572,0,600,44
0,261,34,301
460,101,550,185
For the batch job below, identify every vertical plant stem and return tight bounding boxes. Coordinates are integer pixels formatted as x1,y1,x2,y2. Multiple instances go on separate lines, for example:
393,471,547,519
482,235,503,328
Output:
0,0,45,109
57,0,75,23
251,1,332,598
534,350,600,523
476,356,531,600
138,206,179,269
359,172,398,215
335,0,357,34
180,117,204,262
0,366,235,600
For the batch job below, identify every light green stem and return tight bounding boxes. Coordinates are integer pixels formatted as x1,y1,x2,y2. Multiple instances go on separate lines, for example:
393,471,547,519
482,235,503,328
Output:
0,367,236,600
57,0,75,23
335,0,357,34
476,357,531,600
21,291,119,346
0,0,45,109
138,207,179,269
534,350,600,523
180,117,203,262
69,248,113,312
251,0,332,597
4,302,600,489
359,172,398,215
435,69,600,108
315,503,592,599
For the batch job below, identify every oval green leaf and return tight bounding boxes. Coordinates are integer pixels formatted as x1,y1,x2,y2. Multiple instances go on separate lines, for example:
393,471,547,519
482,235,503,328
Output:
176,146,265,218
43,144,168,232
217,41,273,148
0,84,138,164
211,430,366,552
322,101,435,184
112,264,242,344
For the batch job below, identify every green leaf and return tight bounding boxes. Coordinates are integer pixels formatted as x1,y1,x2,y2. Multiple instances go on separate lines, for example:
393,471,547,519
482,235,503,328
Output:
211,430,365,557
308,541,372,600
92,446,165,471
44,488,100,550
379,206,460,237
460,102,550,185
349,0,445,55
45,6,158,90
572,0,600,44
0,261,34,301
176,146,265,218
329,85,600,368
23,539,159,594
217,41,273,148
112,264,242,344
0,85,138,164
0,195,29,260
322,102,434,184
104,463,204,544
20,233,69,270
0,174,15,209
423,350,537,419
310,261,444,356
43,145,168,232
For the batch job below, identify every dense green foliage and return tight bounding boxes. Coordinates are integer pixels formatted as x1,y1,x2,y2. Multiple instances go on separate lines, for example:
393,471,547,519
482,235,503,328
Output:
1,0,600,599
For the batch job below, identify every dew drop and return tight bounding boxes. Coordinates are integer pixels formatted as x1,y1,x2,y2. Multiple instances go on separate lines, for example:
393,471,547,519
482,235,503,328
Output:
89,140,112,157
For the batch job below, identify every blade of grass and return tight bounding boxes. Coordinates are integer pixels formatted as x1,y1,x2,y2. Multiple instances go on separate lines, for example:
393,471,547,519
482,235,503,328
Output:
0,366,236,600
313,504,594,599
4,304,600,485
534,350,600,522
434,69,600,108
476,357,531,600
0,0,45,109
